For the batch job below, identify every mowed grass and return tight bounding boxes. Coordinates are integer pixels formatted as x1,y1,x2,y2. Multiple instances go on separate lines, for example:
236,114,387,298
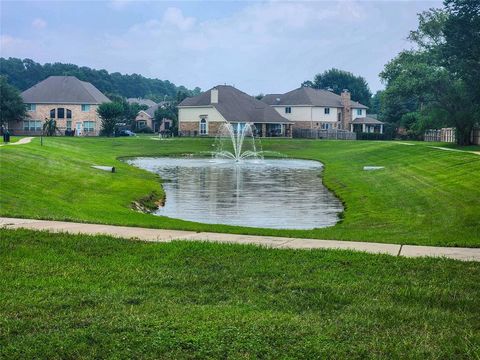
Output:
1,229,479,359
0,136,479,247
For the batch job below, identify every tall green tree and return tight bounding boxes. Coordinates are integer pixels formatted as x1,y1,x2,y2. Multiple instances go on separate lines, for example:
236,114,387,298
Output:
369,91,384,115
443,0,480,102
154,105,178,133
380,3,479,145
0,76,28,127
97,102,124,136
303,68,372,107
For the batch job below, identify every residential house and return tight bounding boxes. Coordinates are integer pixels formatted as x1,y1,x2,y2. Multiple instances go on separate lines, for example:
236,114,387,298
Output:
135,104,173,132
262,87,377,132
9,76,110,136
178,85,292,137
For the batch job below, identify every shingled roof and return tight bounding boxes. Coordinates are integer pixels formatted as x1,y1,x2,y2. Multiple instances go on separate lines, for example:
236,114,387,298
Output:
127,98,157,107
351,116,384,124
262,87,368,109
21,76,110,104
178,85,291,124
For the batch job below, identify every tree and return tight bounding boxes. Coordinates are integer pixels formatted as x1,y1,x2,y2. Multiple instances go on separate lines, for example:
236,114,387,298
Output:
369,91,384,115
301,80,314,88
176,91,189,103
43,118,59,136
303,68,372,107
0,57,201,101
154,105,177,133
97,102,124,136
0,76,28,127
380,4,479,145
443,0,480,102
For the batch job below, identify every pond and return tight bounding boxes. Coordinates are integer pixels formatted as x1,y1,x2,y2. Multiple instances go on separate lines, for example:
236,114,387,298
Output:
127,157,343,229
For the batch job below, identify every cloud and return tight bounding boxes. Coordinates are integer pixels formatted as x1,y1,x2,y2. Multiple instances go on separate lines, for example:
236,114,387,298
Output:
32,18,47,29
1,0,438,94
0,35,31,57
162,7,195,31
109,0,133,10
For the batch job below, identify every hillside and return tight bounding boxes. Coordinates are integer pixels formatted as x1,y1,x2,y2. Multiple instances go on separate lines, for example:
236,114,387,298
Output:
0,57,201,101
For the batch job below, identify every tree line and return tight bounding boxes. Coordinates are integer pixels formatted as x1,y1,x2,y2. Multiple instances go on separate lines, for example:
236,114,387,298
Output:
375,0,479,144
301,0,479,145
0,57,201,101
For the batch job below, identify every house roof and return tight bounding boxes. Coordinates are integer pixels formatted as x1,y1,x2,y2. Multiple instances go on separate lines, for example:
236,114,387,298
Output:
178,85,292,124
262,87,368,109
351,116,384,125
127,98,157,107
144,104,160,117
21,76,110,104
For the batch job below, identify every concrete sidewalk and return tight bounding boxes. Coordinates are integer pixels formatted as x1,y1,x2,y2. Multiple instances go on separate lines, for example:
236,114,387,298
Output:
1,217,479,262
0,137,34,147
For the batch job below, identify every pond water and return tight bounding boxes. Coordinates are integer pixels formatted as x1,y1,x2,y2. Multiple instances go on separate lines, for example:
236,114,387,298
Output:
127,157,343,229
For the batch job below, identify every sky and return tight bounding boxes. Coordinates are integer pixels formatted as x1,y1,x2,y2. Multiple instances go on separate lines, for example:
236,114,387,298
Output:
1,0,442,95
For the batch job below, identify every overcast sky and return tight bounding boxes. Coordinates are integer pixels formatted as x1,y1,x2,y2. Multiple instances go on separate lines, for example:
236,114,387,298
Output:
1,0,442,95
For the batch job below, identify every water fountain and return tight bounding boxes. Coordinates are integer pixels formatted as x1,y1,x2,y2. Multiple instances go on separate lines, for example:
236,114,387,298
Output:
213,122,262,161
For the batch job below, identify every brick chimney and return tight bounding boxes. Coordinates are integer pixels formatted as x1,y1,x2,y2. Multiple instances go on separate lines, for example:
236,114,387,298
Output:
340,89,351,130
211,87,218,104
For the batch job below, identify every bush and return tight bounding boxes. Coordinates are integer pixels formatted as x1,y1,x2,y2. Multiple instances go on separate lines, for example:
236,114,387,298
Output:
356,132,390,141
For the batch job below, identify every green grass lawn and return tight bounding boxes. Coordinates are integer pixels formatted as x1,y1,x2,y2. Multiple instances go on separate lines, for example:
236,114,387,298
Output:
1,229,479,359
0,136,479,247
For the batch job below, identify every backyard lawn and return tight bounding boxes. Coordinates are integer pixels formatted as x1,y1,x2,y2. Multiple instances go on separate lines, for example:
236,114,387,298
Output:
0,136,479,247
1,229,479,359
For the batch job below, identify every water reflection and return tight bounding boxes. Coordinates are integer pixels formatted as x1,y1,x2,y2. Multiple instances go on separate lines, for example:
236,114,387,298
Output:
127,158,343,229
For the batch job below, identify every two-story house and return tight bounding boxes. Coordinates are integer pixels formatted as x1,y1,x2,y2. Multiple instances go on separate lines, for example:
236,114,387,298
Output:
262,87,376,132
9,76,110,136
178,85,293,137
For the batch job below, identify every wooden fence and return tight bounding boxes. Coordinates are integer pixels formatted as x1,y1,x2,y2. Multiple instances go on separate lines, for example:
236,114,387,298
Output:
424,128,456,143
292,129,356,140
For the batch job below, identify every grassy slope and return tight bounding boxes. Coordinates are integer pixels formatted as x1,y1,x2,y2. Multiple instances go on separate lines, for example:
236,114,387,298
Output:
0,136,479,247
1,229,479,359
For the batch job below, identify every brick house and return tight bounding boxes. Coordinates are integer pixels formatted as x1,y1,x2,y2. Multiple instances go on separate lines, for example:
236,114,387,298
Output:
8,76,110,136
178,85,292,137
262,87,371,132
134,103,173,133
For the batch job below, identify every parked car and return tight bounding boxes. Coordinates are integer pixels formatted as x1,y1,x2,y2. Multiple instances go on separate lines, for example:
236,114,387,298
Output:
116,129,136,137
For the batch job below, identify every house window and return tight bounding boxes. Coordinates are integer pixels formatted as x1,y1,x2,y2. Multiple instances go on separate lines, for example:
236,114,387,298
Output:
81,104,90,112
199,118,207,135
321,123,331,130
26,104,36,111
164,121,170,129
324,108,330,115
356,109,362,116
57,108,65,118
66,109,72,119
50,109,56,118
83,121,95,132
66,121,72,130
285,107,292,114
23,120,42,131
137,120,147,128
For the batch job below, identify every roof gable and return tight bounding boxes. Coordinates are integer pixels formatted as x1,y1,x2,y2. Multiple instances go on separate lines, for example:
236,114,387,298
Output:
21,76,110,104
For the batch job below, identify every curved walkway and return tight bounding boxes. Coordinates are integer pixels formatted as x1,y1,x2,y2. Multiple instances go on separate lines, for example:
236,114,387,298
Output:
0,137,34,147
1,217,479,262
